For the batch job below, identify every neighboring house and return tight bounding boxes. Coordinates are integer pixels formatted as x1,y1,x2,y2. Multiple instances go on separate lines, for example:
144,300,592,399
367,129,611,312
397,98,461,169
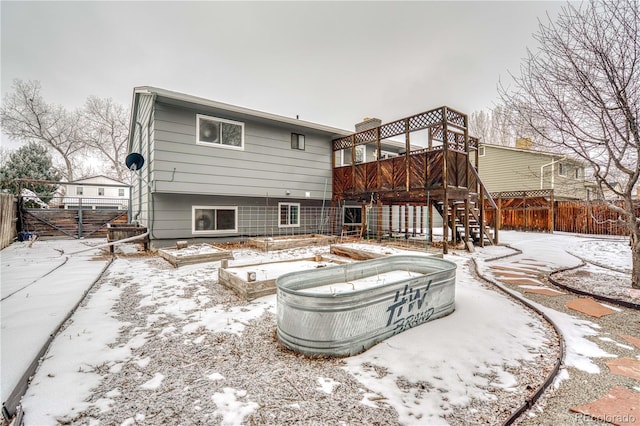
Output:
127,86,350,248
478,141,592,200
60,175,130,210
600,181,623,201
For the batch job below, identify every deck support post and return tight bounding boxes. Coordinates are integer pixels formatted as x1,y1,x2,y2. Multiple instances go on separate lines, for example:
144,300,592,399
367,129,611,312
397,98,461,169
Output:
377,199,383,241
405,203,410,239
442,107,449,254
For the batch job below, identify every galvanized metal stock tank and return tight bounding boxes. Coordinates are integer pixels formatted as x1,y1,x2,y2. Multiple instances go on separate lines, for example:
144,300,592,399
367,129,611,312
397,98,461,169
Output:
276,255,457,357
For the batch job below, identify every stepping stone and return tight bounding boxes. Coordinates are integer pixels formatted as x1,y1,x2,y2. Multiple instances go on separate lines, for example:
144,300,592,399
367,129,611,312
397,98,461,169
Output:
629,289,640,300
606,358,640,381
516,260,548,268
570,386,640,425
521,287,565,296
490,265,540,274
566,298,616,318
500,277,545,286
620,334,640,350
493,271,537,278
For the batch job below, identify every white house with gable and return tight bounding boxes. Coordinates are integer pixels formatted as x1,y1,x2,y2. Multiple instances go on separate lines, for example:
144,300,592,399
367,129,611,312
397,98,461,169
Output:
59,175,130,210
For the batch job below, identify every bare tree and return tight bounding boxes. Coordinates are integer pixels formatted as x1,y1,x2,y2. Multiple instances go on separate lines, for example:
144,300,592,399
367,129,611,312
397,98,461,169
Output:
500,0,640,288
80,96,131,183
0,79,83,181
469,106,523,146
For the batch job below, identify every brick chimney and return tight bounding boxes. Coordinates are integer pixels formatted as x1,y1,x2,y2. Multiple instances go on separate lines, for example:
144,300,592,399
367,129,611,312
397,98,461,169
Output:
515,138,532,149
355,117,382,133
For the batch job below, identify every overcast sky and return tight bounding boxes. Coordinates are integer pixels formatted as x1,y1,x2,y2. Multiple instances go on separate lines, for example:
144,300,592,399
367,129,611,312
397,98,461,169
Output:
2,1,565,149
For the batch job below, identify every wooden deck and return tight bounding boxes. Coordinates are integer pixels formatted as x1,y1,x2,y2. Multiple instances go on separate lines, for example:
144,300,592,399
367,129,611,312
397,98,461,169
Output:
331,106,498,253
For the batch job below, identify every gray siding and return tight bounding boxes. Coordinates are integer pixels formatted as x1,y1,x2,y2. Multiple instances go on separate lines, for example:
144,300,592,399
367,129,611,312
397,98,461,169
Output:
150,102,333,200
479,146,587,199
149,193,333,243
130,93,154,227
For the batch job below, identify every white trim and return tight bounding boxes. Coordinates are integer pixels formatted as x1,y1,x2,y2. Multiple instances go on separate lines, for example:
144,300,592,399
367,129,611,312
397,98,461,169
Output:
278,202,300,228
134,86,351,137
192,205,238,234
558,162,568,177
196,114,245,150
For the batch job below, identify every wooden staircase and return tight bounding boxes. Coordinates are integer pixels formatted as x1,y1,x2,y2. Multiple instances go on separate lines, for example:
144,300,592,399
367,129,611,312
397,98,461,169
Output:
435,200,496,247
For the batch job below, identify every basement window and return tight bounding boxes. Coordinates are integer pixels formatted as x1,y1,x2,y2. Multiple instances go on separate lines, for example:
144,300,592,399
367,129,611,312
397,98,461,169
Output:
343,206,362,226
196,114,244,150
291,133,305,150
279,202,300,228
192,206,238,234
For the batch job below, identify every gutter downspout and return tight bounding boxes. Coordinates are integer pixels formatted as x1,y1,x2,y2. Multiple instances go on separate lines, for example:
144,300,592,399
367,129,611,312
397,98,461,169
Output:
134,121,143,222
540,156,566,190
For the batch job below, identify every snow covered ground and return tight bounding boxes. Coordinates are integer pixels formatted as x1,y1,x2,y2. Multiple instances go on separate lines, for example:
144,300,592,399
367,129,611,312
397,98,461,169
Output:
1,231,635,425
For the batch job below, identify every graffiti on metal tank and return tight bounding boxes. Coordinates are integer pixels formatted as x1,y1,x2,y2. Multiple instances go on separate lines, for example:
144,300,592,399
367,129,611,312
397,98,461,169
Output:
385,280,435,333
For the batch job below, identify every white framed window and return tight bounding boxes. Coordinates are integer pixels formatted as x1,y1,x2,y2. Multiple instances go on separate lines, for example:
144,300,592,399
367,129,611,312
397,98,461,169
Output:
575,167,582,179
279,202,300,228
118,188,125,197
98,187,105,196
291,133,305,150
76,186,83,195
478,146,485,157
558,163,568,177
192,206,238,234
355,145,365,163
378,150,397,160
196,114,244,150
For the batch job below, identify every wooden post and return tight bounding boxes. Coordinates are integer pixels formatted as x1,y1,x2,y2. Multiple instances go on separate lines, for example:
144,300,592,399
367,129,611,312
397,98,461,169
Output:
428,200,433,244
388,204,393,238
350,135,356,193
549,190,555,233
442,107,449,254
377,199,383,241
361,202,367,238
376,126,382,193
463,115,470,246
405,203,410,238
405,118,411,192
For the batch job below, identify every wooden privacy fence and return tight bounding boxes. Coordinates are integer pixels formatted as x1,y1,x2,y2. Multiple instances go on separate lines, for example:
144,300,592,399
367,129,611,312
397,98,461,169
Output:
485,190,638,236
555,200,638,236
485,190,554,233
21,209,128,238
0,193,17,249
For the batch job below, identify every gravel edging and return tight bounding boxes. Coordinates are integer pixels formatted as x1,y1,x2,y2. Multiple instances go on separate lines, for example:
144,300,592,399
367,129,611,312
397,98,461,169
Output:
470,258,565,426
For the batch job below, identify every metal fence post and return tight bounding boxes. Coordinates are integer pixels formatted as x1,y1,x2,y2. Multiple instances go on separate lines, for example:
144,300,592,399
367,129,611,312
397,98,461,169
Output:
78,198,83,238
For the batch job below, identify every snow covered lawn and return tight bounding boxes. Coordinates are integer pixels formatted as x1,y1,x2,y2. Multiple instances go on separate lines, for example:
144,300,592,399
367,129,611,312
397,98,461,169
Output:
1,231,634,425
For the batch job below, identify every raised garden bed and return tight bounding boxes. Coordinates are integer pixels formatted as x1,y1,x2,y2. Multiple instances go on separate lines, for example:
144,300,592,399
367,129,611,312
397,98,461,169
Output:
276,255,457,357
158,243,233,267
247,234,337,251
219,256,343,301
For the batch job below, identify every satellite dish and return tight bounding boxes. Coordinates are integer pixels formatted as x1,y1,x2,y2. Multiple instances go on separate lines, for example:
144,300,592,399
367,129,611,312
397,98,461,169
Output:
125,153,145,171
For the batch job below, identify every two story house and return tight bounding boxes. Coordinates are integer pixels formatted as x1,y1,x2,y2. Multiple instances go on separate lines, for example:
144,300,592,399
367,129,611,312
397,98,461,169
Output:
127,87,351,248
478,140,593,200
59,175,130,210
